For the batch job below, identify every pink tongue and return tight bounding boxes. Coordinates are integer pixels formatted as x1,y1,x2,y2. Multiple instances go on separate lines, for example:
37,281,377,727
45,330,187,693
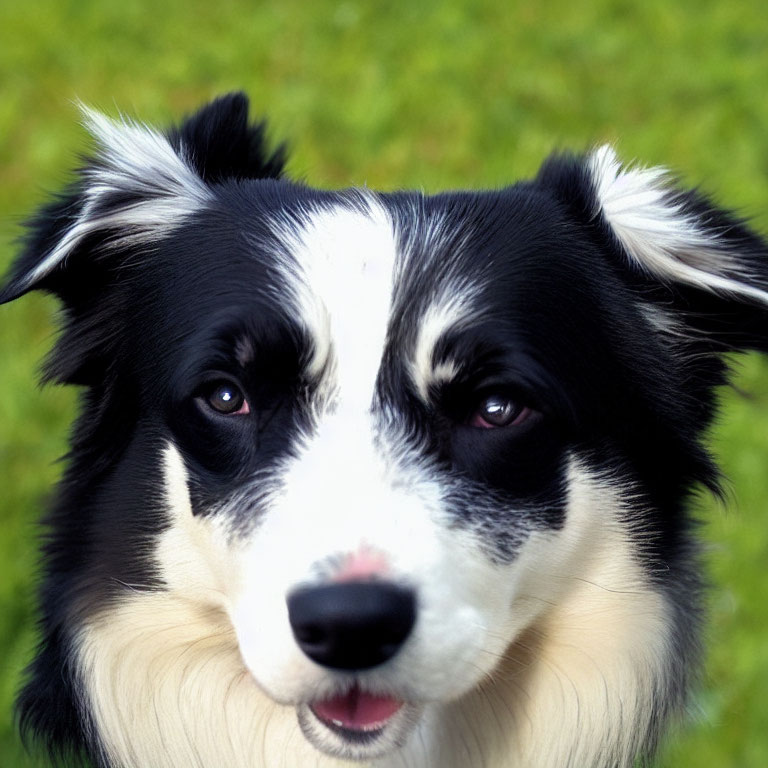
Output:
312,687,403,730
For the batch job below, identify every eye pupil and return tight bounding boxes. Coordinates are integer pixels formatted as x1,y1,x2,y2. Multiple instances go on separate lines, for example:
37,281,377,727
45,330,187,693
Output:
207,383,245,414
469,394,529,429
483,396,516,425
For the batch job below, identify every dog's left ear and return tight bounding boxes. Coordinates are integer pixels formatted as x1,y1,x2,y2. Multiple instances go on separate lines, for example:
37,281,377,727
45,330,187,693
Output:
538,146,768,355
0,92,285,307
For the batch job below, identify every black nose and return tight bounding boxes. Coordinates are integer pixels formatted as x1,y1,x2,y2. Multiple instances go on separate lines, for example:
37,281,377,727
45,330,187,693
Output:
287,582,416,670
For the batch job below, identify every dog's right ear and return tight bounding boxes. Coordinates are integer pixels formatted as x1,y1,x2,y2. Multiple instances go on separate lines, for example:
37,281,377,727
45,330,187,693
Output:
0,92,285,307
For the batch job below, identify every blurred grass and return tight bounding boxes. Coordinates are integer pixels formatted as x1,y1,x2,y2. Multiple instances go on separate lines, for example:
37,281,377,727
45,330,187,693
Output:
0,0,767,766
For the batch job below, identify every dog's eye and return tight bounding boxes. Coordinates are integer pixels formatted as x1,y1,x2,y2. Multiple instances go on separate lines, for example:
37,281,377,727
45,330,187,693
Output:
469,395,529,429
204,382,250,416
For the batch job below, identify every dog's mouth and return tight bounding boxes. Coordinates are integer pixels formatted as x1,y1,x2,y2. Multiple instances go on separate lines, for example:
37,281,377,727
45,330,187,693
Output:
298,684,416,759
311,684,404,734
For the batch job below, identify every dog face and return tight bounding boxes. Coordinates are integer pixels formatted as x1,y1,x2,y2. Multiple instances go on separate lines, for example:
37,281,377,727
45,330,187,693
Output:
3,94,768,768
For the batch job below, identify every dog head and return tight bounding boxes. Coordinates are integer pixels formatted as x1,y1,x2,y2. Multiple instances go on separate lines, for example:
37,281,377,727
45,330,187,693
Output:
3,94,768,767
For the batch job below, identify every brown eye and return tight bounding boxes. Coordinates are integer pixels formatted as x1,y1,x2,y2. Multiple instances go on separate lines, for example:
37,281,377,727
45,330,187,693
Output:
205,382,250,415
470,395,529,429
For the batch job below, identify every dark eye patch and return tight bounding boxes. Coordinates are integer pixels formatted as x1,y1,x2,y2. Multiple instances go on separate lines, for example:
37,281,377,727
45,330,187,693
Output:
163,312,315,488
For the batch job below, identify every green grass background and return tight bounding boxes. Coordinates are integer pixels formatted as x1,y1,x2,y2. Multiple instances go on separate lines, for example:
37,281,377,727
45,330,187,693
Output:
1,1,767,765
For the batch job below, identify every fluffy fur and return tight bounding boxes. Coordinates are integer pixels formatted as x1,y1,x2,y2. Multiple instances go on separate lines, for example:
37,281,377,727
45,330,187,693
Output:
2,93,768,768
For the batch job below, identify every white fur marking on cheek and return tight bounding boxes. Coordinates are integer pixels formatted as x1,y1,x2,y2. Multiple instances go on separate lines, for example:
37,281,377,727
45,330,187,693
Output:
590,145,768,306
74,596,360,768
415,460,674,768
23,106,211,290
275,199,397,412
156,443,242,603
74,444,362,768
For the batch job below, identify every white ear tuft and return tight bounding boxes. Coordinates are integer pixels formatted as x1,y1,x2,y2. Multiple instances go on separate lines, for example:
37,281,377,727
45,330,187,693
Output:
78,105,210,210
589,145,768,307
21,106,212,292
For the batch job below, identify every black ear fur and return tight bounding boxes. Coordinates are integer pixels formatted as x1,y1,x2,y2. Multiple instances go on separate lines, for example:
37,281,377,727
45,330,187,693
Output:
537,148,768,356
0,92,287,307
1,194,76,305
656,189,768,356
167,91,286,184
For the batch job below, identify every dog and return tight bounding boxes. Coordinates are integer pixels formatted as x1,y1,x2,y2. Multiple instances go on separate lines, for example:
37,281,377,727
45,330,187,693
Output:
2,92,767,768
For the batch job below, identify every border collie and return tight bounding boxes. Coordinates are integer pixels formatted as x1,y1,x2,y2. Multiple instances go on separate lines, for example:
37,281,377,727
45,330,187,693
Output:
3,93,768,768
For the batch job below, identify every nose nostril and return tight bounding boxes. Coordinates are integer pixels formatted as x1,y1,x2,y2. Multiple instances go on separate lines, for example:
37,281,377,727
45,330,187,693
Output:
293,626,327,648
293,625,325,646
287,581,416,671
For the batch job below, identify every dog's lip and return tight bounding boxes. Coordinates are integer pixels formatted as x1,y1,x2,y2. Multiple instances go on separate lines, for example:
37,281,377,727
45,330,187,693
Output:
310,684,404,732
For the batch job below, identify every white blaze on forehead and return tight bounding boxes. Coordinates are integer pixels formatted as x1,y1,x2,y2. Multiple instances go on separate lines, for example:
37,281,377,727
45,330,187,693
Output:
279,199,398,412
